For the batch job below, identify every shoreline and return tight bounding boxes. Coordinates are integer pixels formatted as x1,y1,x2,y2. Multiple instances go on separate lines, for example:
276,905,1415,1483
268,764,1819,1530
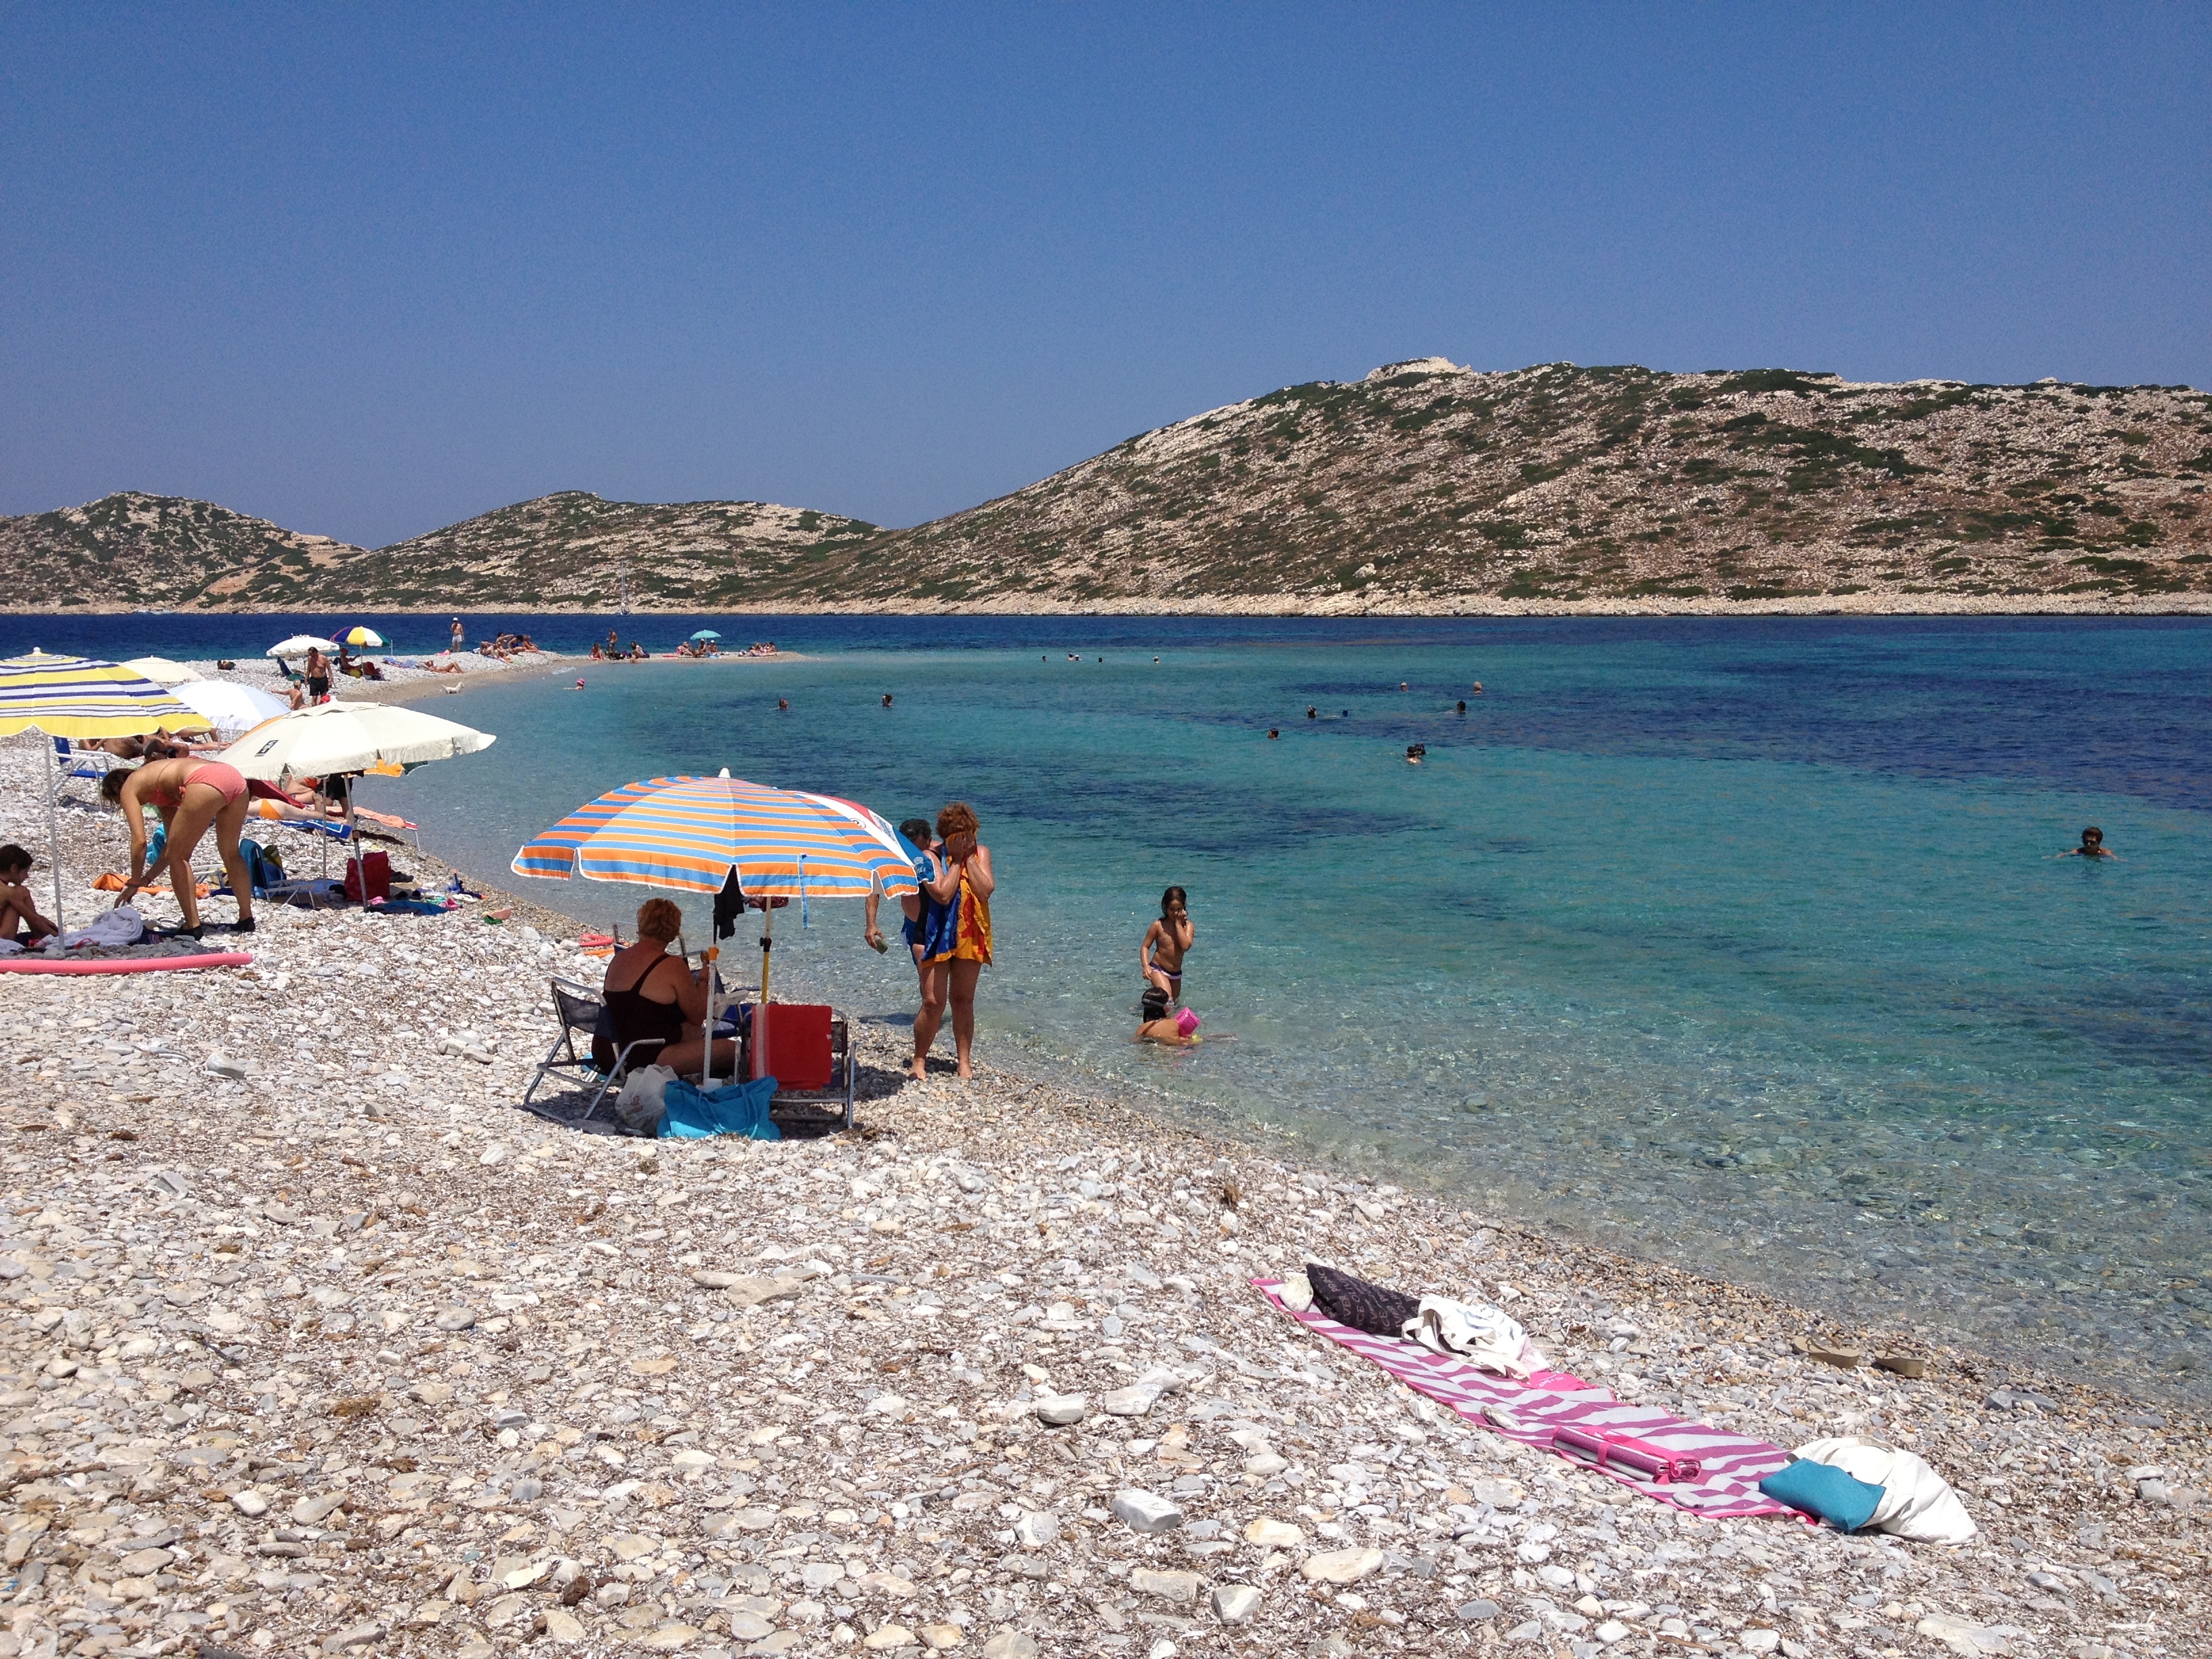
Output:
0,740,2205,1656
10,592,2212,619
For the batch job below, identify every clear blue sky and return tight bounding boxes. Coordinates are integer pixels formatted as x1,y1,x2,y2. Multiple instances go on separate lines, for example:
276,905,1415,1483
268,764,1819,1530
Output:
4,4,2207,547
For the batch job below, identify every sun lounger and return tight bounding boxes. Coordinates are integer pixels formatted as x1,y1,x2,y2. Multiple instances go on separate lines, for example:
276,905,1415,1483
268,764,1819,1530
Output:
747,1002,855,1131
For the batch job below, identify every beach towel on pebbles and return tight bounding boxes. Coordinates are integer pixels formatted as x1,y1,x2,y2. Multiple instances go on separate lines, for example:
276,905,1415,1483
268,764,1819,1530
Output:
1254,1276,1801,1521
42,905,146,951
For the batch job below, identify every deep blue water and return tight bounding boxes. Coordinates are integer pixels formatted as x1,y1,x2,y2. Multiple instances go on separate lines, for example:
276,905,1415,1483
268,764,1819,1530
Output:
10,611,2211,1400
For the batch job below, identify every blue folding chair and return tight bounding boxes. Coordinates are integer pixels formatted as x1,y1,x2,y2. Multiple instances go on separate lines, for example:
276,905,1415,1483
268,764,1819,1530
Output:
50,738,113,801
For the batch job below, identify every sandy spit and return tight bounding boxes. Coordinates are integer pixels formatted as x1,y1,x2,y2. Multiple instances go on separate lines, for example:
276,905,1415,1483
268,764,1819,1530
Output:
0,744,2204,1659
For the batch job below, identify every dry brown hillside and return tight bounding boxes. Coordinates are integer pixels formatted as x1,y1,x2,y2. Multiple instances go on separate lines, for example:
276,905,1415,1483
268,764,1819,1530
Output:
830,359,2212,611
7,361,2210,611
0,493,368,611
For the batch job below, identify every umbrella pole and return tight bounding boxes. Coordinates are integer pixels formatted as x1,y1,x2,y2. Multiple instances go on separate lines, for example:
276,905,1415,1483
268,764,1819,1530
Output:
756,900,776,1083
759,900,775,1004
702,944,721,1090
45,739,64,934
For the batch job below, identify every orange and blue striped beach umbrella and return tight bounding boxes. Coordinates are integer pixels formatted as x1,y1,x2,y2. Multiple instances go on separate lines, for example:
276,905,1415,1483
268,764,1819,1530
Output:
511,773,919,901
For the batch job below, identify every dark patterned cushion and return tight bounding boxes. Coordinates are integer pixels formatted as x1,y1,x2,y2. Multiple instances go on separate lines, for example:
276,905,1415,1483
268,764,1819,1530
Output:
1305,1262,1421,1338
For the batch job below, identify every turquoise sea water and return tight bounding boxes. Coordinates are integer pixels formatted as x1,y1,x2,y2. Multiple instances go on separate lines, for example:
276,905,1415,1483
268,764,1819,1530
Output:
12,614,2211,1403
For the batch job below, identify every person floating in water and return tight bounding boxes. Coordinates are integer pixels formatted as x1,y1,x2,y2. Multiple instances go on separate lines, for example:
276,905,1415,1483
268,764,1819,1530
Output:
1307,706,1317,720
1137,986,1202,1046
2056,826,2118,859
1470,682,1483,694
1142,885,1194,1005
1406,743,1427,764
881,694,894,708
1456,700,1467,714
1267,728,1279,739
777,698,790,712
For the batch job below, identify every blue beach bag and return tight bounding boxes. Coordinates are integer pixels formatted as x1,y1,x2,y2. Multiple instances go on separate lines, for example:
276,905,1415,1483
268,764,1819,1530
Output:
658,1075,782,1141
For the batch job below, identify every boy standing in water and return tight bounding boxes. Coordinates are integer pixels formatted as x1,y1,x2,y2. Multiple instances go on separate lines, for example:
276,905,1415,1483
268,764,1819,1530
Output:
1142,886,1195,1006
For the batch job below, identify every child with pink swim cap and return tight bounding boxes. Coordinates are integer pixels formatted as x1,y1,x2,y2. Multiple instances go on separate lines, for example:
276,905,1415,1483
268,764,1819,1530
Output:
1138,985,1203,1046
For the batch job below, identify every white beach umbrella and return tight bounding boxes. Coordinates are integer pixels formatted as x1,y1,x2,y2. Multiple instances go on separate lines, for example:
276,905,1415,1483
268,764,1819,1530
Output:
266,634,332,659
218,700,495,781
171,679,289,737
120,656,203,687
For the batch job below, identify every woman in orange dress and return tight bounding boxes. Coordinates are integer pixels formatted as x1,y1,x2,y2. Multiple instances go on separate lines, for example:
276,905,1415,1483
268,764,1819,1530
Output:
911,800,994,1081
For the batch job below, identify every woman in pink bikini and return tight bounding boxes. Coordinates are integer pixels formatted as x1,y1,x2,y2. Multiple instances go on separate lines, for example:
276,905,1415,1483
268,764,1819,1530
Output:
102,758,258,937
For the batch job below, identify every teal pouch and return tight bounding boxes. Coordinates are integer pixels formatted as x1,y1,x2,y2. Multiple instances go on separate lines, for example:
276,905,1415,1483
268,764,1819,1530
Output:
1759,1456,1883,1530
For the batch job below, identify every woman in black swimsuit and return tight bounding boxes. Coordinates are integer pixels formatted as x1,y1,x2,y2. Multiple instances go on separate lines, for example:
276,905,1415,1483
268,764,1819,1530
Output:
602,899,736,1078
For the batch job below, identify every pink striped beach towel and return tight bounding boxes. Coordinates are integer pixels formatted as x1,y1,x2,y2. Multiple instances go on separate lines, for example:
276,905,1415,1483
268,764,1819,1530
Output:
1253,1278,1801,1521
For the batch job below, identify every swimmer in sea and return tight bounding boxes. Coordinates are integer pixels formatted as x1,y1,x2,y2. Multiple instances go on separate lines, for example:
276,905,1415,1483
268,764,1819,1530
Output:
882,694,894,708
1267,729,1279,739
1136,986,1202,1047
1406,743,1426,764
2056,826,2119,859
1456,699,1467,714
777,698,790,712
1142,885,1194,1006
1307,706,1317,720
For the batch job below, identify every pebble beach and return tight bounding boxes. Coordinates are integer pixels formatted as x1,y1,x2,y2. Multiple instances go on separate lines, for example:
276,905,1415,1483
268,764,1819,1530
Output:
1,743,2207,1659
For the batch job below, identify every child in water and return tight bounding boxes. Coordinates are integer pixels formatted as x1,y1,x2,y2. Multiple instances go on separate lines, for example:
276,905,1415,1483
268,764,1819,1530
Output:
1142,886,1194,1005
1136,987,1202,1046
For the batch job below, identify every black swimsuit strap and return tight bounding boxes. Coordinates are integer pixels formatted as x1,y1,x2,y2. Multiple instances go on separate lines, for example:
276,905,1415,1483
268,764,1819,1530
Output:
612,951,682,999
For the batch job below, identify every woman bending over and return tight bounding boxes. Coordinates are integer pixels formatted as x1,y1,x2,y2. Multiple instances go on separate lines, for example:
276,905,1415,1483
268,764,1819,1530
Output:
102,758,257,937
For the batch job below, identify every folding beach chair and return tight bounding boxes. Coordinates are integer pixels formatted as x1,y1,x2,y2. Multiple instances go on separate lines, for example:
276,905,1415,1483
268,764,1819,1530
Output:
49,738,114,802
749,1002,857,1132
520,975,665,1124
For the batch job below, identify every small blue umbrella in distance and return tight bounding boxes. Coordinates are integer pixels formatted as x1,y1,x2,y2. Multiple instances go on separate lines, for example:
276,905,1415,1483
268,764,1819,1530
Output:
690,629,722,641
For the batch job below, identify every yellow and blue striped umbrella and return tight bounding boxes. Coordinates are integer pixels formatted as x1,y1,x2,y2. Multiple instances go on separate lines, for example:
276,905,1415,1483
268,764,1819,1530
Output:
0,651,205,739
512,773,919,901
0,652,206,934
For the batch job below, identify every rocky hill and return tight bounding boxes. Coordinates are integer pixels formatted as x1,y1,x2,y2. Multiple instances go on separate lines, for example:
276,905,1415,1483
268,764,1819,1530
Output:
0,490,878,613
7,361,2210,612
0,492,370,611
834,359,2212,611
